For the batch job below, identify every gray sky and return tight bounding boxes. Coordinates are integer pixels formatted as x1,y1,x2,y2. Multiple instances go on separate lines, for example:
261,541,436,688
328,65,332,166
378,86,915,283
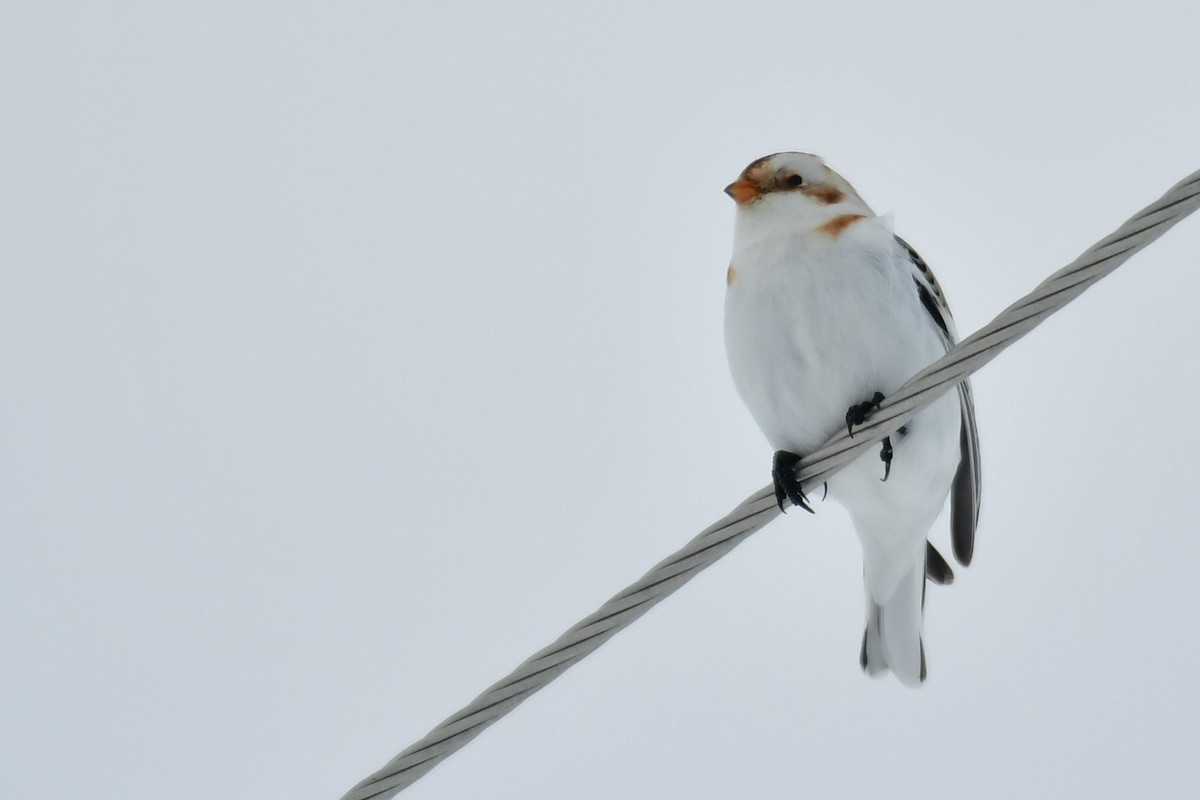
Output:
4,2,1200,798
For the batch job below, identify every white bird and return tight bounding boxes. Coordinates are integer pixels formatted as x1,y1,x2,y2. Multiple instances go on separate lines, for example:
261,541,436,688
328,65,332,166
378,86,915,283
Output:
723,152,981,687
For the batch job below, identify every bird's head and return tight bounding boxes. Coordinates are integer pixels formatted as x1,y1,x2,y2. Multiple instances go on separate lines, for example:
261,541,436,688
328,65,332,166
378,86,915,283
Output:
724,152,869,214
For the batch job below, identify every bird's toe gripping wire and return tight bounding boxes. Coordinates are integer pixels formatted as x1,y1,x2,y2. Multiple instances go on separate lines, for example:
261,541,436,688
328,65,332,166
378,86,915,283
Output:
772,450,814,514
879,436,893,482
844,391,885,436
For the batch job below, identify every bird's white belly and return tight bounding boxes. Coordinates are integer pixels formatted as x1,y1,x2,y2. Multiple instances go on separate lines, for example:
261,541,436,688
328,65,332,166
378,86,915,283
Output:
725,245,942,452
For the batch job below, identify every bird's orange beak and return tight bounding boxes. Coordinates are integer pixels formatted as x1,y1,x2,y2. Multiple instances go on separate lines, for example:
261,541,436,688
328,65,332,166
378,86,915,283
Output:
724,177,761,205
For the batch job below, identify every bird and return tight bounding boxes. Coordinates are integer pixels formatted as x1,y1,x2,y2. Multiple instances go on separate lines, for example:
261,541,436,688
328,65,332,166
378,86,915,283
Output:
722,152,980,687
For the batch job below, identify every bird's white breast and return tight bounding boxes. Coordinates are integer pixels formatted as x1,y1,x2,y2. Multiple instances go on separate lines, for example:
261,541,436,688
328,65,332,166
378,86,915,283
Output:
724,212,947,456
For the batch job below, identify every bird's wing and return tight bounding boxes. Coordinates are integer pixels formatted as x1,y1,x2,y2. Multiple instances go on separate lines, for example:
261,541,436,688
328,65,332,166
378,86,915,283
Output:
896,235,981,567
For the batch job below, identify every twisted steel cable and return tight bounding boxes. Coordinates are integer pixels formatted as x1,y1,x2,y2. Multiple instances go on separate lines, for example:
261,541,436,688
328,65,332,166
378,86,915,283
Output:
340,169,1200,800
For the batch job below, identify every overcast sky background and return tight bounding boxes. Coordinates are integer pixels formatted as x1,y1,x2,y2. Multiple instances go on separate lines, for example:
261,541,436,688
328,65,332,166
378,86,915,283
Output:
4,2,1200,798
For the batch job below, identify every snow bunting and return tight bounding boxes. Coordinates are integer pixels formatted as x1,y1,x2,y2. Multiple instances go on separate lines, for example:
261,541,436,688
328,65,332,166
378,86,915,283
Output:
723,152,980,687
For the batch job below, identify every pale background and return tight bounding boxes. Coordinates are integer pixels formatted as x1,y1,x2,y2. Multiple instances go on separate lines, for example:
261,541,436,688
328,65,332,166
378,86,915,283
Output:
4,2,1200,798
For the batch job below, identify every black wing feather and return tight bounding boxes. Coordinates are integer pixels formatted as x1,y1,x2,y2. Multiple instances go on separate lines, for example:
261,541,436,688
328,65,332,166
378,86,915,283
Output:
897,235,982,567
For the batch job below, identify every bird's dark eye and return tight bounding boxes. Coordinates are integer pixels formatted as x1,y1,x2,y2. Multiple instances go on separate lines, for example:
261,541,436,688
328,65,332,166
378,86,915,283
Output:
784,174,803,187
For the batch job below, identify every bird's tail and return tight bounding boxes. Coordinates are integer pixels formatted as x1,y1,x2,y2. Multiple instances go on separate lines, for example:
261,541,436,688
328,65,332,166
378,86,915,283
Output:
859,551,927,688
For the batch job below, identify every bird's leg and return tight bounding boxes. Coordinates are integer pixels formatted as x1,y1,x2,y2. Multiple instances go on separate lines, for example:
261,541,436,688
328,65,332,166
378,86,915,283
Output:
846,392,896,480
772,450,814,514
845,391,885,436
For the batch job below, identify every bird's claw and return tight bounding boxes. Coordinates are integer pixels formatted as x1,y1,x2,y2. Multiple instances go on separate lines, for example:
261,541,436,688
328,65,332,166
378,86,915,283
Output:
772,450,814,514
879,436,893,482
845,391,885,437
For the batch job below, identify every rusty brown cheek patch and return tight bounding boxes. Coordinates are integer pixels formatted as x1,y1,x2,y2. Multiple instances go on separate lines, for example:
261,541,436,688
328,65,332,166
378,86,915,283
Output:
818,214,866,237
726,264,737,285
801,185,845,204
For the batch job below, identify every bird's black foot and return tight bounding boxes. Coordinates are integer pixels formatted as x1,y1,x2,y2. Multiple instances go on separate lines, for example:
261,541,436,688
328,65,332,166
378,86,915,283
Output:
879,436,893,482
772,450,814,514
845,391,885,437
